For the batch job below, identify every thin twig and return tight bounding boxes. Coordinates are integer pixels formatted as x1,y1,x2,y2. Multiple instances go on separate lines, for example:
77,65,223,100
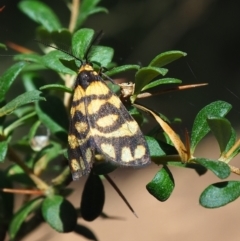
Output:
104,174,138,218
7,147,49,191
229,164,240,175
69,0,80,32
1,188,43,195
136,83,208,99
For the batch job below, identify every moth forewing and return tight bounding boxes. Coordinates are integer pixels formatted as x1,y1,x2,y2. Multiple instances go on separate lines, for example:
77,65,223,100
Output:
68,63,151,180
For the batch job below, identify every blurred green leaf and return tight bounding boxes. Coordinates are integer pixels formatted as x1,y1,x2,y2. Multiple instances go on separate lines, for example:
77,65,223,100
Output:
93,162,118,175
42,50,76,75
105,64,140,76
51,29,72,47
81,172,105,221
0,62,28,102
72,28,94,59
36,95,68,141
0,171,14,234
9,197,43,240
77,0,108,28
190,101,232,153
0,43,7,50
0,140,8,162
4,112,36,136
207,117,232,153
13,53,43,64
40,84,73,93
200,181,240,208
7,164,35,186
141,78,182,91
0,90,45,117
146,166,174,201
74,224,98,241
134,67,168,95
42,195,77,232
18,0,61,32
193,158,230,179
149,51,187,67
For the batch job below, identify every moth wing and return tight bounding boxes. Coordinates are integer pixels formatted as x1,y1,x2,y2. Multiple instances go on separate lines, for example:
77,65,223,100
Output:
86,80,150,166
68,85,95,180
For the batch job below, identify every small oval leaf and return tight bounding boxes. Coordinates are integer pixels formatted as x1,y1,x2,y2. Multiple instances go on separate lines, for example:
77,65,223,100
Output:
200,181,240,208
105,65,140,77
141,78,182,91
81,172,105,221
72,28,94,59
207,117,232,153
42,195,77,232
190,101,232,153
193,158,230,179
135,67,168,94
146,166,174,201
149,51,187,67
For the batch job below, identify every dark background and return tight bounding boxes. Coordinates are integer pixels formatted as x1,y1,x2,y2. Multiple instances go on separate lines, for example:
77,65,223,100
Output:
1,0,240,129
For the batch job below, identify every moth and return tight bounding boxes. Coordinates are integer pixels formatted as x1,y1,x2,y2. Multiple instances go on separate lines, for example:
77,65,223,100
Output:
68,62,151,180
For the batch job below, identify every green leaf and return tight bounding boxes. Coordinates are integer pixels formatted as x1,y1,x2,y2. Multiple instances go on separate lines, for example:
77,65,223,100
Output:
36,95,68,141
51,29,72,47
42,50,76,75
0,43,7,50
141,78,182,91
74,224,98,241
104,65,140,76
42,195,77,232
4,112,36,136
134,67,168,95
13,53,43,64
9,197,43,240
190,101,232,153
149,51,187,68
40,84,73,93
7,164,35,186
200,181,240,208
81,172,105,221
224,128,236,153
18,0,61,32
93,162,118,175
72,28,95,59
89,46,114,67
0,140,8,162
193,158,230,179
146,166,174,201
0,171,14,234
0,62,28,102
207,117,232,153
0,90,45,117
168,162,207,176
145,136,166,157
77,0,108,27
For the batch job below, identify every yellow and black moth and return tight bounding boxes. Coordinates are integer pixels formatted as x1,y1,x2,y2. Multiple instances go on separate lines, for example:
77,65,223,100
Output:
68,62,151,180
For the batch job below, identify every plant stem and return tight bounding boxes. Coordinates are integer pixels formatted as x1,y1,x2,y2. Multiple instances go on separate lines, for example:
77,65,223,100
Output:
7,147,49,191
69,0,80,32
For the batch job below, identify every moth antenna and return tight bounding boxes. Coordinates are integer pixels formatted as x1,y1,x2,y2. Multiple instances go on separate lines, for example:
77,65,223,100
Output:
35,39,83,65
84,30,104,62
